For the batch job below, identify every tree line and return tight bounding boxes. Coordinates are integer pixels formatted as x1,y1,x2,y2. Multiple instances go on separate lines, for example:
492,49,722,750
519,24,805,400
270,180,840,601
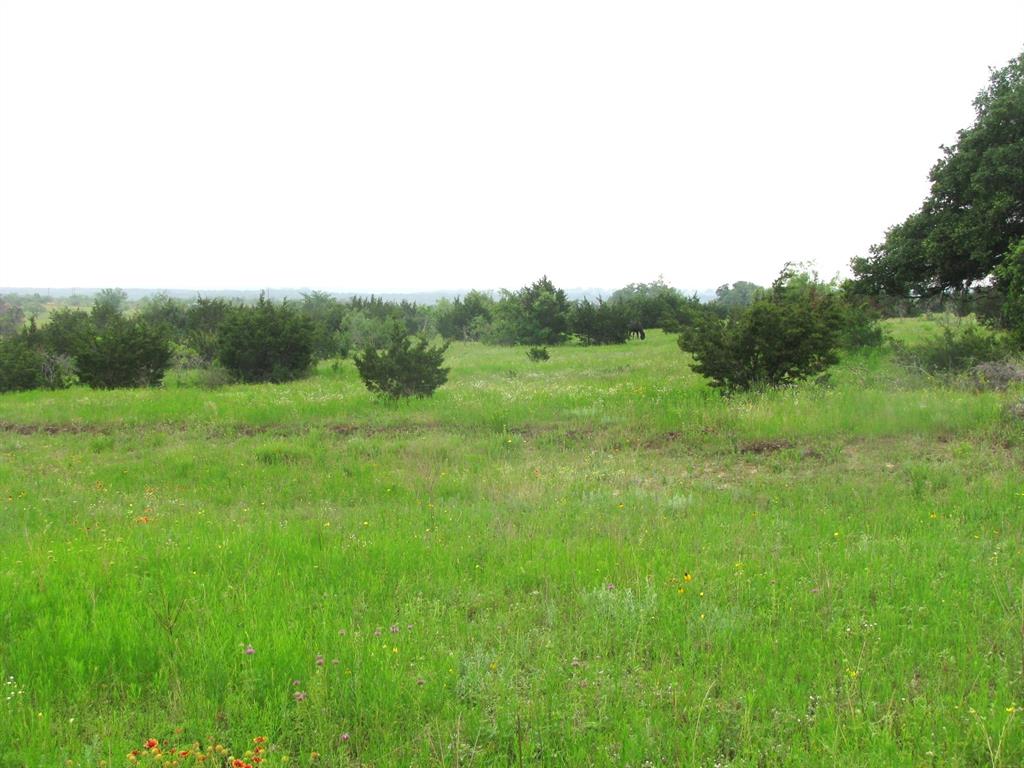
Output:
2,48,1021,397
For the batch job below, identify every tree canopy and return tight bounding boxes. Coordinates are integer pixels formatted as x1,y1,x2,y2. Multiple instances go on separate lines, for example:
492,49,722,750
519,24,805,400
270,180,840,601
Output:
851,51,1024,296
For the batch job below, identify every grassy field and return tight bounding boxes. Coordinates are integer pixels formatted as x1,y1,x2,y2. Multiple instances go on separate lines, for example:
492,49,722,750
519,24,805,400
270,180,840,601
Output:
1,325,1022,767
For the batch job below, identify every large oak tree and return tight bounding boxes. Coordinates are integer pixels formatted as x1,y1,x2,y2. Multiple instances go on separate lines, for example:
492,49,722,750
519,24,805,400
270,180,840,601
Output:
851,51,1024,296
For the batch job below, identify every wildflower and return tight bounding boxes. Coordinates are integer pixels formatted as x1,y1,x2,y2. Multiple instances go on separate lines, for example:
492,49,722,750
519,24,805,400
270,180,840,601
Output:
253,737,267,745
146,740,159,750
292,679,302,687
390,624,400,634
683,572,693,582
293,691,308,702
315,654,325,666
341,732,350,742
244,644,255,655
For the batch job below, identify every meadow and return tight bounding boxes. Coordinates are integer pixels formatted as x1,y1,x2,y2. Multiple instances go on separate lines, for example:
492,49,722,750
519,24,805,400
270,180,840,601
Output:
0,323,1022,767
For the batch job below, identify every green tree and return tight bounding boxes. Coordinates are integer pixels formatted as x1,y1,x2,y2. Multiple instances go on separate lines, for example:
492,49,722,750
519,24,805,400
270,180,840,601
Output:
851,50,1024,296
217,296,314,383
300,291,348,360
490,276,570,345
91,288,129,330
712,281,763,312
994,237,1024,347
609,278,699,329
570,298,630,344
0,298,25,338
0,336,43,392
680,268,844,392
75,316,172,389
39,308,94,360
435,291,495,341
354,324,449,398
137,293,189,342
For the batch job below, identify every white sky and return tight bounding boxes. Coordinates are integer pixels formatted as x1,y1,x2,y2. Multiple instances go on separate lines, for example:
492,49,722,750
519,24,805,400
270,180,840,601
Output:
1,1,1022,294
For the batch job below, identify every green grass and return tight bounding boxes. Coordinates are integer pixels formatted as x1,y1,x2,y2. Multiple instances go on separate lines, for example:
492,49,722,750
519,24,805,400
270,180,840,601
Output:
1,328,1023,766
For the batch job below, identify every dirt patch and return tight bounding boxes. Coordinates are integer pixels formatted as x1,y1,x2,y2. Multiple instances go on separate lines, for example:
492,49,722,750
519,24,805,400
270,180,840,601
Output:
0,421,106,435
739,439,793,455
643,431,686,449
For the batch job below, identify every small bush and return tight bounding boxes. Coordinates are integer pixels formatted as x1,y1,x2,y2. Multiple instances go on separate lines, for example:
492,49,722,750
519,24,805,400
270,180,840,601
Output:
838,300,885,350
679,271,843,393
526,346,550,362
39,352,76,389
354,326,449,398
892,322,1010,374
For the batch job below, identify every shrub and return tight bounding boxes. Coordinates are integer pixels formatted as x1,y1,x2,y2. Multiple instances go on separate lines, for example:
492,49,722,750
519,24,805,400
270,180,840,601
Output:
892,321,1010,374
39,352,76,389
526,346,550,362
679,270,843,392
489,276,571,346
570,299,630,345
995,238,1024,348
217,297,314,383
838,298,885,350
76,317,172,389
354,326,449,398
0,336,43,392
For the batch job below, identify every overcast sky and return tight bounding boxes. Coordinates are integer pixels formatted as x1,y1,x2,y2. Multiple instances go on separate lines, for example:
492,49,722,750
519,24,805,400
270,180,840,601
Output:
0,1,1021,294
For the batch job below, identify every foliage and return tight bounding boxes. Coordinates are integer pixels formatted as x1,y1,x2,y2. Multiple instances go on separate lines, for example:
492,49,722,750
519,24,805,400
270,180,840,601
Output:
300,291,348,360
609,278,701,330
570,298,630,344
0,298,26,338
679,268,844,392
75,315,172,388
489,276,571,346
891,319,1010,374
217,296,315,383
185,297,235,364
434,291,495,341
711,281,763,313
994,237,1024,347
851,50,1024,295
91,288,129,330
526,346,550,362
39,352,77,389
353,325,449,398
40,307,95,360
0,336,43,392
837,296,885,350
137,293,190,342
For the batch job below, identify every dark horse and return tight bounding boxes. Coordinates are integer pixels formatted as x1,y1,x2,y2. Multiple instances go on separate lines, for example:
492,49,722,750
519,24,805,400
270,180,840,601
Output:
627,322,646,340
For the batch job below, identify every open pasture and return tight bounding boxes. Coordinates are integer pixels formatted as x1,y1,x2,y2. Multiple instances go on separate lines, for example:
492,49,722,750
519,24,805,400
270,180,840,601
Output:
1,327,1022,766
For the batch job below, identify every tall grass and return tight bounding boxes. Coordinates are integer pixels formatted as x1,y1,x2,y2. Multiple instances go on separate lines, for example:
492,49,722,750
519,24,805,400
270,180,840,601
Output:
1,326,1022,766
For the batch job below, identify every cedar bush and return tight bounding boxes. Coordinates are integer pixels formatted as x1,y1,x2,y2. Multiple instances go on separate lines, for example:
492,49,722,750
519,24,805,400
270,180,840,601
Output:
354,326,449,398
679,270,844,392
217,297,315,383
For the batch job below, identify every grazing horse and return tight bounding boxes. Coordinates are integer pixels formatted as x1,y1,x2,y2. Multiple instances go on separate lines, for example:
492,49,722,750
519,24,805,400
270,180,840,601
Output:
627,322,646,340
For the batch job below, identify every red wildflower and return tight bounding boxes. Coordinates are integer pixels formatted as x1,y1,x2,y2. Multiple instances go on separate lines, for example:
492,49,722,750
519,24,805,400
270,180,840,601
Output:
145,739,159,749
